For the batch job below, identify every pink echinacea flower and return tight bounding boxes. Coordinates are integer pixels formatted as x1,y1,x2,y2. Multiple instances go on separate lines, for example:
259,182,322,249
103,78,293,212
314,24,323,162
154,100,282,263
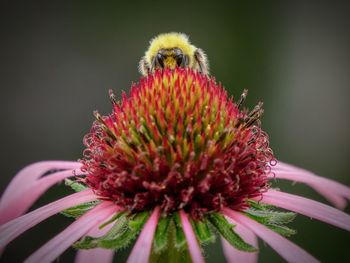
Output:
0,68,349,263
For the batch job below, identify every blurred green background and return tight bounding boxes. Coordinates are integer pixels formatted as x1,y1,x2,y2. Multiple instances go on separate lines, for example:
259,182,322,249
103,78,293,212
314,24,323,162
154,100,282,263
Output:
0,0,349,262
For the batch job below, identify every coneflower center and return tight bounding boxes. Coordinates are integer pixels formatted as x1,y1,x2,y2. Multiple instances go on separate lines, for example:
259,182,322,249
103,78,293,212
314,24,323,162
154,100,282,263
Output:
82,68,274,218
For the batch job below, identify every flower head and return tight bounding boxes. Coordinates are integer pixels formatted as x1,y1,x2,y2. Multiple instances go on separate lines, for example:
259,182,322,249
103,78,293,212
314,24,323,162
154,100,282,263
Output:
0,69,349,263
83,68,273,218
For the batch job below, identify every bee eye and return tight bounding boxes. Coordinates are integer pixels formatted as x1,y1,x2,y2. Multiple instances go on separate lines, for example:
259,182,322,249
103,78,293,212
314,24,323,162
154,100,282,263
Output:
176,54,183,66
156,53,164,68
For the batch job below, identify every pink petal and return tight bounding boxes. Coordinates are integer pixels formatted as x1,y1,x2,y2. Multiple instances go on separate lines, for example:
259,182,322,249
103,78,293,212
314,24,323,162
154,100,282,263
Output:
311,186,347,210
270,161,350,208
221,221,258,263
1,161,81,203
179,210,205,263
75,246,115,263
0,189,97,248
75,215,115,263
0,169,81,225
127,207,160,263
262,189,350,231
24,201,117,263
223,208,319,263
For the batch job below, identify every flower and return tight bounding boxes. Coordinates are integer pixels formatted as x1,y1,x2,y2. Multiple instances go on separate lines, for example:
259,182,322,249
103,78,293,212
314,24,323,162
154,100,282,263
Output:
0,68,349,263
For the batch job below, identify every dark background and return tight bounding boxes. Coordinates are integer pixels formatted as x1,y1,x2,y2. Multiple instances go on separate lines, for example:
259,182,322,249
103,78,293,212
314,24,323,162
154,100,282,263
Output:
1,1,349,262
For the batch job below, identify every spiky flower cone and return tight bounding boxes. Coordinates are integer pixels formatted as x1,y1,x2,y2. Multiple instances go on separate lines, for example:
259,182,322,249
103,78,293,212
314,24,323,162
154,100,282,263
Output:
82,68,274,218
1,67,349,263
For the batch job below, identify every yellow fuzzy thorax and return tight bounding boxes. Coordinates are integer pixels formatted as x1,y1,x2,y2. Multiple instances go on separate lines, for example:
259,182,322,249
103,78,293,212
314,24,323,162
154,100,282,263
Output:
145,33,196,65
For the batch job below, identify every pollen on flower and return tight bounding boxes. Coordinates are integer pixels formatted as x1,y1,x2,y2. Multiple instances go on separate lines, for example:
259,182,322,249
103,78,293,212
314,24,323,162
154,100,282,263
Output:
81,68,275,218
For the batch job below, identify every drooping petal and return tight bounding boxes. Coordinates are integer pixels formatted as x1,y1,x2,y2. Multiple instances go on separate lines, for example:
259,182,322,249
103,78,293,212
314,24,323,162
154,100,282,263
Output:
75,221,115,263
270,161,350,208
0,189,97,248
127,207,160,263
221,222,258,263
223,208,319,263
179,210,205,263
1,161,81,203
0,169,81,224
262,189,350,231
311,186,347,209
24,201,117,263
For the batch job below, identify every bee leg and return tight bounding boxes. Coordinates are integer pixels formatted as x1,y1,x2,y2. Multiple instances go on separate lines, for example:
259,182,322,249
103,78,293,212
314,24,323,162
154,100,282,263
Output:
183,55,190,68
194,48,209,75
146,56,158,74
138,57,150,76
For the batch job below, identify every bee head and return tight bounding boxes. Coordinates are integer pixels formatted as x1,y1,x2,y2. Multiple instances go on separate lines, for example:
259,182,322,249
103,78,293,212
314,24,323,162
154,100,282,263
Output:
153,48,188,70
139,32,209,76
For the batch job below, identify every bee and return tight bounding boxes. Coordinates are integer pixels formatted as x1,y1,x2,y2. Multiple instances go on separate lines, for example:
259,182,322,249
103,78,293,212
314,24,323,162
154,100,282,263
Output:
139,32,209,76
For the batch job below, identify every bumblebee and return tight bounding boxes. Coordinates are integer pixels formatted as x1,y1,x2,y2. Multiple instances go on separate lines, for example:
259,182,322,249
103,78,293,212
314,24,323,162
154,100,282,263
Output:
139,32,209,76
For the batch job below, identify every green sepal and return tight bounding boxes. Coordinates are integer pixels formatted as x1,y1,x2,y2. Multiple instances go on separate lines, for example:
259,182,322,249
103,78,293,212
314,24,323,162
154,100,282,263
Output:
191,218,216,245
99,226,137,249
265,224,297,237
98,212,129,240
73,212,128,249
243,200,297,237
153,215,172,254
60,201,99,218
207,213,257,252
73,236,97,249
244,208,296,225
128,211,150,230
173,212,187,251
247,200,275,210
65,178,87,192
99,211,126,229
99,211,150,249
150,220,192,263
74,211,150,250
61,179,96,218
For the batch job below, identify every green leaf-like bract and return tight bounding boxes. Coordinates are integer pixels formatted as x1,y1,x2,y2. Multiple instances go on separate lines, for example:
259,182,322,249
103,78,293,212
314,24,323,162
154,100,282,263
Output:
153,216,172,253
73,213,128,249
265,224,297,237
191,218,216,245
247,200,275,210
207,213,257,252
65,178,87,192
99,212,125,230
61,179,99,218
243,201,297,237
73,211,150,250
173,212,187,251
150,219,192,263
60,202,99,218
244,209,296,225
